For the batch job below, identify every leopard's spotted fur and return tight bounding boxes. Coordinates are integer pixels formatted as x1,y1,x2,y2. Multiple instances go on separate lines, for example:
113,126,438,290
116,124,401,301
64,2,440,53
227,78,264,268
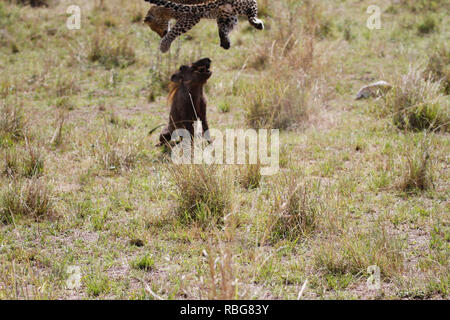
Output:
144,0,264,53
144,0,209,38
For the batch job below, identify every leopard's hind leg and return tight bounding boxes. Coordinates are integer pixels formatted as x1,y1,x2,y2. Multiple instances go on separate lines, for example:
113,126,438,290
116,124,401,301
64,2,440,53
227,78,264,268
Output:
160,16,200,53
217,15,237,50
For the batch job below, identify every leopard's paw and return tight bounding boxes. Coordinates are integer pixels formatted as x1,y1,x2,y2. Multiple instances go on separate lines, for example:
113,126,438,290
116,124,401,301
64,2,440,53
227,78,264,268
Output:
160,42,171,53
220,39,231,50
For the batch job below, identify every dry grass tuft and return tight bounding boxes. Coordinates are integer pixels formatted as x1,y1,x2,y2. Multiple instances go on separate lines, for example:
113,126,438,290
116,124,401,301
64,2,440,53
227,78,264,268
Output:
88,32,136,69
203,246,237,300
314,229,405,278
399,0,447,12
244,0,331,129
417,15,438,35
97,144,136,171
398,139,433,192
268,178,321,243
238,164,261,190
244,78,310,129
0,103,25,143
2,143,44,179
50,112,66,147
94,123,138,172
23,142,44,178
168,164,233,225
0,78,17,98
53,74,80,98
425,45,450,94
0,179,54,223
0,261,53,299
3,148,19,178
383,67,448,132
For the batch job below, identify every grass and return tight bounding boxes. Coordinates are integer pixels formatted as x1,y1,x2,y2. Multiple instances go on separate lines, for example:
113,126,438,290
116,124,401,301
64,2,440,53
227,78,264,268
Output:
314,228,405,278
217,101,231,113
0,103,24,143
203,246,237,300
243,1,330,130
244,78,310,129
88,32,136,70
382,67,448,132
0,179,54,223
168,164,233,226
2,143,44,178
268,178,321,243
238,164,261,189
131,254,155,272
22,143,44,178
425,45,450,94
399,0,448,12
417,16,438,35
0,0,448,300
85,273,111,297
3,148,19,178
398,139,433,192
94,123,138,172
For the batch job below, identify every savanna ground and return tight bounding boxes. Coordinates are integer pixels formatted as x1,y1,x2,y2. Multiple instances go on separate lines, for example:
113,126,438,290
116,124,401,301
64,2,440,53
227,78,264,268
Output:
0,0,448,299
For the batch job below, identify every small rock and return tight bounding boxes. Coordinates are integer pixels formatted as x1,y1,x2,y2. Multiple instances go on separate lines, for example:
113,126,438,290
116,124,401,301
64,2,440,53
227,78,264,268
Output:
356,80,392,100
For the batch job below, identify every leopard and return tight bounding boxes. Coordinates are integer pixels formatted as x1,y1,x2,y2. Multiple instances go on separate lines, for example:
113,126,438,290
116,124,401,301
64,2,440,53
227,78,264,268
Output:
144,0,208,38
143,0,264,53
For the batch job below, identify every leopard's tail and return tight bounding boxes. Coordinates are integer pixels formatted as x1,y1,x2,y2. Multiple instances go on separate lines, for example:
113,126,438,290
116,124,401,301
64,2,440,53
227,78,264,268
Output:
145,0,227,15
149,124,165,135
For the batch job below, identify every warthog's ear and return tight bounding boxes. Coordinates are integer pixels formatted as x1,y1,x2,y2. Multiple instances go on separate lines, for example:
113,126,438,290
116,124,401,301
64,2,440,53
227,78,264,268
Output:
144,15,153,23
171,74,182,83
